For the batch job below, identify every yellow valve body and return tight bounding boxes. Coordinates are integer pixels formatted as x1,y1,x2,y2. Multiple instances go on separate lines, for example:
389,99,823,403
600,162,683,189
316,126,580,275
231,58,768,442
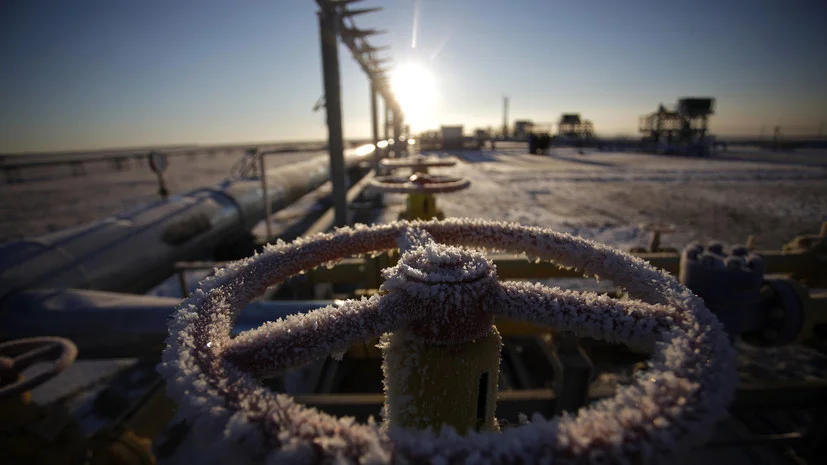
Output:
380,326,502,435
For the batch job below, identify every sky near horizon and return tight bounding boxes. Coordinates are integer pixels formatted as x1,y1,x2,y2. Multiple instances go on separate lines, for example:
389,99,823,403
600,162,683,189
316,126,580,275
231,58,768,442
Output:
1,0,825,153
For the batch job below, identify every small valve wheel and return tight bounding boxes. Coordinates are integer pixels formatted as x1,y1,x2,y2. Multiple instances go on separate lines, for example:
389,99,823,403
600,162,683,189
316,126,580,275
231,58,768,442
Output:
370,174,471,221
634,222,677,253
160,219,736,464
147,151,168,174
370,173,471,194
148,151,170,200
380,155,458,173
0,337,78,398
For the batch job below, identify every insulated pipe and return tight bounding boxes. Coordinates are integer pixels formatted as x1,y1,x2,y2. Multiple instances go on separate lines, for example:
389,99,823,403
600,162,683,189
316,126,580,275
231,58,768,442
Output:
0,151,370,300
0,288,332,358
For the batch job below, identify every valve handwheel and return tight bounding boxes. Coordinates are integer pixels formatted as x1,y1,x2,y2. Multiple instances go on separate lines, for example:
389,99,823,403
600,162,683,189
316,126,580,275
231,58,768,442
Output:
160,219,736,464
370,173,471,194
380,155,458,170
638,222,678,253
0,337,78,398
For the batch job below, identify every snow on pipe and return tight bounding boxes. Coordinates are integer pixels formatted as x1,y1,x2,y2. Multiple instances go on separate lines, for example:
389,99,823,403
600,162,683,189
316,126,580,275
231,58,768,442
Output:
0,287,332,358
159,218,736,465
0,151,369,300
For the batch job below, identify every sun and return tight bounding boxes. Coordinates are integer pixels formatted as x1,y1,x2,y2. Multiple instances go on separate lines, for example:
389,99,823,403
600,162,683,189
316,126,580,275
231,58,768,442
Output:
390,62,436,130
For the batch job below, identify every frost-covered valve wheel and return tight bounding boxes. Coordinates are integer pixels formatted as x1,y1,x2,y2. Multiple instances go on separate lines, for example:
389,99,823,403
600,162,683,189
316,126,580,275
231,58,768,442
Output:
380,155,458,174
0,337,78,398
370,174,470,221
160,219,736,465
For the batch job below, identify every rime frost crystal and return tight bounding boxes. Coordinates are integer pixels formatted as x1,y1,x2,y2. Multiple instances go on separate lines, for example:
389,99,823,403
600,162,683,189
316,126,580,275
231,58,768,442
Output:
384,227,497,343
159,218,736,464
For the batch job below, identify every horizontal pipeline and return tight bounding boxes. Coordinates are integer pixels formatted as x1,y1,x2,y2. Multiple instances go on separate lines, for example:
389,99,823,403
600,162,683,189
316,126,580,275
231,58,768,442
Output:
0,149,372,299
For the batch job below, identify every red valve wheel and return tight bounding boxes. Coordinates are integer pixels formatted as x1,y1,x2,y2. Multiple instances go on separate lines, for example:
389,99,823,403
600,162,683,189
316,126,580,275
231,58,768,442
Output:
160,219,735,464
0,337,78,398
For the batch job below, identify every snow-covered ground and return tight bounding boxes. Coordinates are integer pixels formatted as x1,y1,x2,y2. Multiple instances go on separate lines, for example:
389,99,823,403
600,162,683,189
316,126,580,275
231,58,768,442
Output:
422,147,827,250
0,149,320,242
5,145,825,250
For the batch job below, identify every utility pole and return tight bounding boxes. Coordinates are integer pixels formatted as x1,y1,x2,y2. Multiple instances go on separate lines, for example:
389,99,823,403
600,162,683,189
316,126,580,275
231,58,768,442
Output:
383,100,391,163
502,95,509,139
370,81,380,173
318,3,348,227
384,102,390,143
393,109,402,158
315,0,399,218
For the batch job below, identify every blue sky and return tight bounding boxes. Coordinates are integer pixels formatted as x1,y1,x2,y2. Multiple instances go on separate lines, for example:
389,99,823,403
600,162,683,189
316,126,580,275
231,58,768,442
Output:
1,0,825,153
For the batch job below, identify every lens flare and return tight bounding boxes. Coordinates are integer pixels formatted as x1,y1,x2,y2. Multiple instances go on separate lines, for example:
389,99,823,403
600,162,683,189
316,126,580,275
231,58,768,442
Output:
391,63,436,130
353,143,375,156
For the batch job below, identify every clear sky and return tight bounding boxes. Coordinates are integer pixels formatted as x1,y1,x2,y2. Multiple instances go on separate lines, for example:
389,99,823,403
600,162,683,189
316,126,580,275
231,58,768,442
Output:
1,0,825,153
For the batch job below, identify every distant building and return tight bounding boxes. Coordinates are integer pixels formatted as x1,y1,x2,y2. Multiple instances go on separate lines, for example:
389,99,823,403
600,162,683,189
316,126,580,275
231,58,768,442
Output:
441,126,464,150
514,120,534,140
638,97,715,155
418,130,441,150
474,129,490,149
558,114,594,140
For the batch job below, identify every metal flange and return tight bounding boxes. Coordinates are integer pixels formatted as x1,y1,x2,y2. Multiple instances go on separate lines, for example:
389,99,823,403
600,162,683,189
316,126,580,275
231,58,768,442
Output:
741,278,809,346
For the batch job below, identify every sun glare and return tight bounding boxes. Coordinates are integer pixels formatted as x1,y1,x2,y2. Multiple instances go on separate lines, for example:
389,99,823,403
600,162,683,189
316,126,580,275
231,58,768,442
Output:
390,62,436,130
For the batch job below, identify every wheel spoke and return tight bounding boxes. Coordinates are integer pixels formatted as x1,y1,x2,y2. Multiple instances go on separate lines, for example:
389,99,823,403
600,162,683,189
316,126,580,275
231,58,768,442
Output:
224,294,409,378
491,281,684,347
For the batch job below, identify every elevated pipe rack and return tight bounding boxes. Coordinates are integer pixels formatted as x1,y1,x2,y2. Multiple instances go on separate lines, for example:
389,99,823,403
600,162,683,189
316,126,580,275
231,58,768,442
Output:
0,150,370,300
316,0,404,226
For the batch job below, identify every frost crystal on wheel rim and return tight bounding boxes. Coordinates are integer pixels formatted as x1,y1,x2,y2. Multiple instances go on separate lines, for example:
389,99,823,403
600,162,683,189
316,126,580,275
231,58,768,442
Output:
159,218,736,464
